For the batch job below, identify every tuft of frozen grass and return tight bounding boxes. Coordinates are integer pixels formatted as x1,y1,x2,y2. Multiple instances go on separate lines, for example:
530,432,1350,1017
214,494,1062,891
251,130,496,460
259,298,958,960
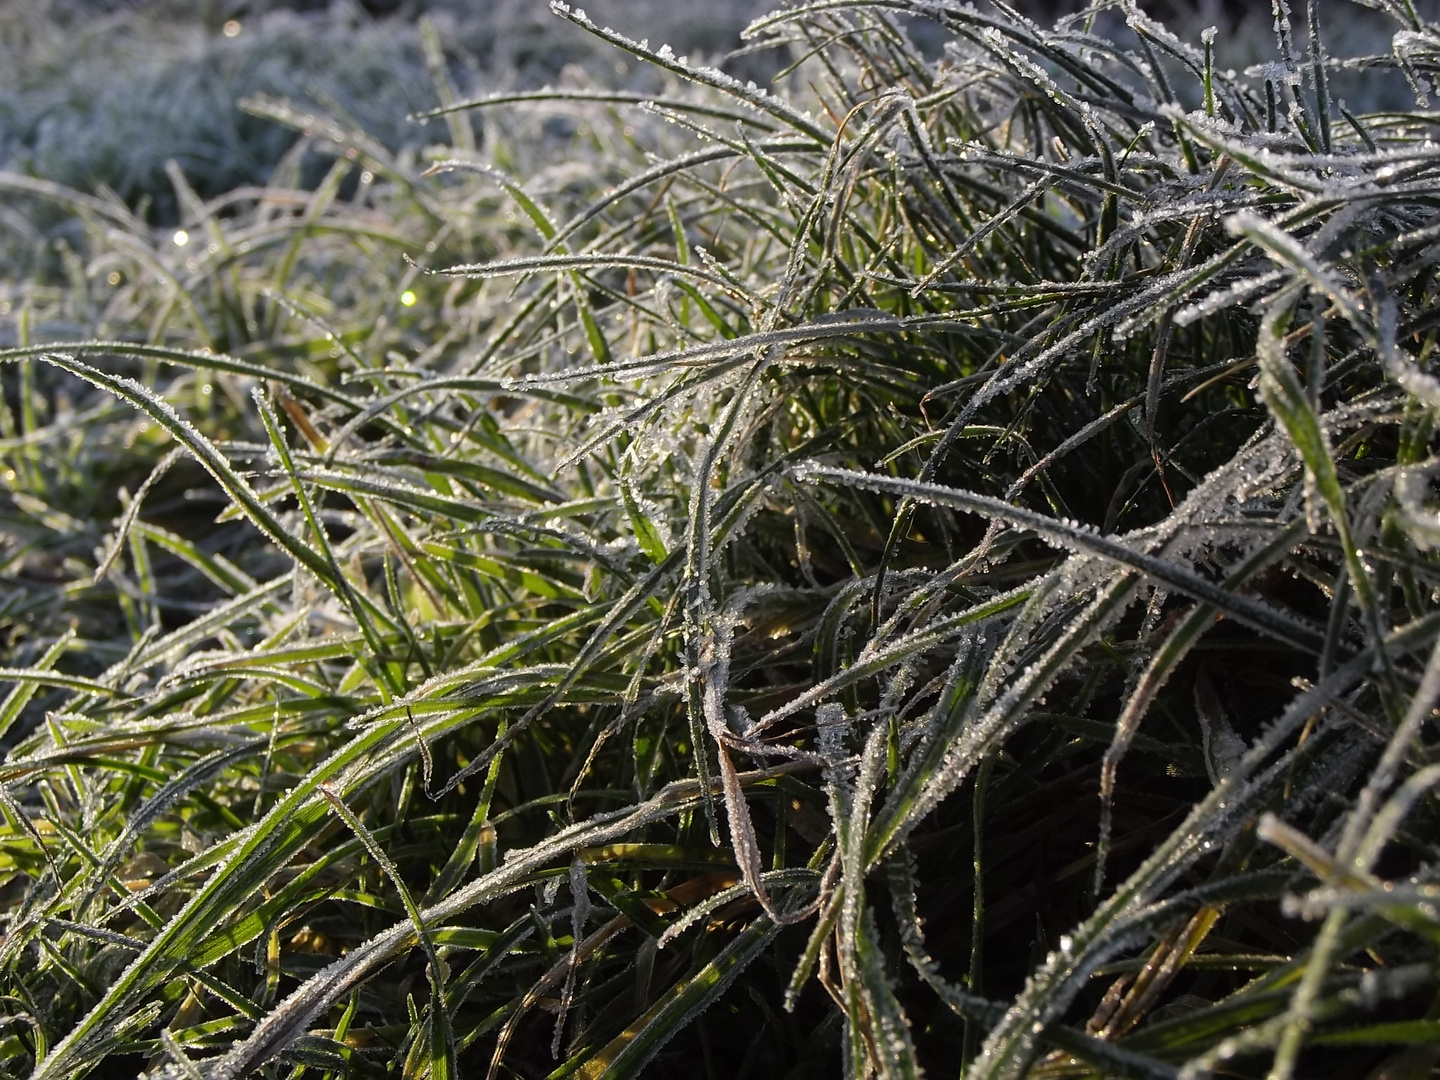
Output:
3,1,1440,1077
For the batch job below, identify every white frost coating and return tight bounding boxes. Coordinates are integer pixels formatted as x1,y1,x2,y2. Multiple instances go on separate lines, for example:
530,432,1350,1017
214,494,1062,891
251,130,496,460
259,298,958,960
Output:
1391,28,1439,104
1272,0,1294,41
1245,60,1302,86
1395,468,1440,549
815,702,852,766
1173,269,1286,327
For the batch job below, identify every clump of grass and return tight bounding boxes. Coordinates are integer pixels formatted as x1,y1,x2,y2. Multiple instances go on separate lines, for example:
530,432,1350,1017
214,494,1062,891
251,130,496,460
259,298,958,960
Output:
3,1,1440,1077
